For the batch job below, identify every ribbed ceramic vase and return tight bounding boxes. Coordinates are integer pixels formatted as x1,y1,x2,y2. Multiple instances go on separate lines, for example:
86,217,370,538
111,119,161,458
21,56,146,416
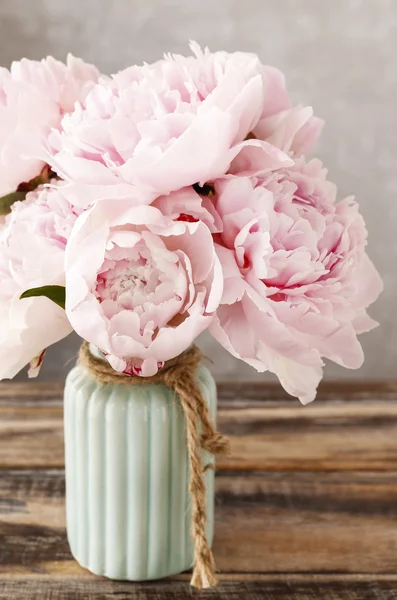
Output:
63,347,216,581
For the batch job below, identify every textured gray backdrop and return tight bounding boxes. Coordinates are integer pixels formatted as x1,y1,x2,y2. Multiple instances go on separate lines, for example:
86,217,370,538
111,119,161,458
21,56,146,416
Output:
0,0,395,382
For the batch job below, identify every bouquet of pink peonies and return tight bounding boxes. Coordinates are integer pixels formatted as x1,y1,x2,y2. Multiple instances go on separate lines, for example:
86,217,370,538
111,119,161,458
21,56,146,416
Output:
0,43,382,402
0,43,384,589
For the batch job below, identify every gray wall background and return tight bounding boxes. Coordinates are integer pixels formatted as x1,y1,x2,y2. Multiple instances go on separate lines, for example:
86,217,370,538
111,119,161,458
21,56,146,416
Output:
0,0,395,382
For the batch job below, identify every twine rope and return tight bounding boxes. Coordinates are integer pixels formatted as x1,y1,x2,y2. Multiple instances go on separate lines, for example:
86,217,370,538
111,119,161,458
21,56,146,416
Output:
78,342,230,589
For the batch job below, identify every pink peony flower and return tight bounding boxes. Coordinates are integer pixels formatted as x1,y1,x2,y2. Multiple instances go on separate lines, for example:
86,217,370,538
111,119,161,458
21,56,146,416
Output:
152,185,223,233
0,55,99,197
65,198,223,376
167,42,323,156
47,43,320,205
209,159,383,403
0,182,80,379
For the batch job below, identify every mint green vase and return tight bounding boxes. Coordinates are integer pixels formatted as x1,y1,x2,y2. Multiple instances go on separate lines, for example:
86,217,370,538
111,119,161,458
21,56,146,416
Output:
63,350,216,581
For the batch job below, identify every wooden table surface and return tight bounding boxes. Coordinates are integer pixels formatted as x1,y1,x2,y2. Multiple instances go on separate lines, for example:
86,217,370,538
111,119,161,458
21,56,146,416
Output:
1,381,397,599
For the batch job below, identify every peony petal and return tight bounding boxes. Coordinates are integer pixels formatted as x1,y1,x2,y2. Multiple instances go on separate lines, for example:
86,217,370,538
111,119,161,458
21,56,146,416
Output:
271,355,323,405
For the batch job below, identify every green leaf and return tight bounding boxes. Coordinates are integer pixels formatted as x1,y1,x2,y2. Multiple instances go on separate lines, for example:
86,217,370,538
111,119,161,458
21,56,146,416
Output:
20,285,66,310
0,191,27,216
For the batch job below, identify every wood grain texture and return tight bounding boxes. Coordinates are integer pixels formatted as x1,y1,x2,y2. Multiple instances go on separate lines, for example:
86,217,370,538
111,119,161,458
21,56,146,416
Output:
1,578,397,599
1,381,397,598
1,392,397,470
2,379,397,403
1,470,397,575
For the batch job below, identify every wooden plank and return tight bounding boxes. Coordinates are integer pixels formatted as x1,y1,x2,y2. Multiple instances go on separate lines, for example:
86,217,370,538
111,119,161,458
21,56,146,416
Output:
217,401,397,471
1,380,397,405
0,407,64,469
1,399,397,471
215,471,397,573
217,380,397,405
1,577,397,599
0,382,64,401
1,470,397,576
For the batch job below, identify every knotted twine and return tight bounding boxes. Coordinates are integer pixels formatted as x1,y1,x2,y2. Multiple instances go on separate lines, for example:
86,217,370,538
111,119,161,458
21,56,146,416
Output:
78,342,230,589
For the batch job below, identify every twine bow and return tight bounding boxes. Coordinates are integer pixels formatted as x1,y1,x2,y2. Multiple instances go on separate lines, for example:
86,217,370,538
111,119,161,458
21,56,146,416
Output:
78,342,230,589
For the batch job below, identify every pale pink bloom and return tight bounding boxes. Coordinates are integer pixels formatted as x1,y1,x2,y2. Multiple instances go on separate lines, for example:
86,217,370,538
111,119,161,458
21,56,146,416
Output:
168,42,323,155
209,159,382,403
65,198,223,376
0,182,80,379
47,43,321,205
0,55,99,197
152,186,223,233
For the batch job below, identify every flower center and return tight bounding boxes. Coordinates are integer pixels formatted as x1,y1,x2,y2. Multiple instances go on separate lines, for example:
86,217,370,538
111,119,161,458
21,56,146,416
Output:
94,236,187,330
96,251,165,312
